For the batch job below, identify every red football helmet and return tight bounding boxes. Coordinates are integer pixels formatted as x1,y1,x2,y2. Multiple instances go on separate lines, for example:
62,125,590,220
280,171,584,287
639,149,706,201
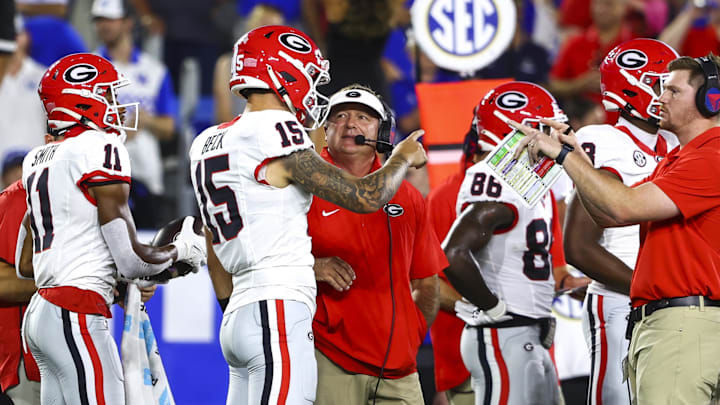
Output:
475,81,567,151
229,25,330,129
38,53,138,135
600,38,678,123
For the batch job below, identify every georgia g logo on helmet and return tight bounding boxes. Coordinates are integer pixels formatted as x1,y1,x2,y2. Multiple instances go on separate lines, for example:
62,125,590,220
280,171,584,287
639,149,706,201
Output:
279,33,312,54
63,63,99,84
496,91,529,110
616,50,648,70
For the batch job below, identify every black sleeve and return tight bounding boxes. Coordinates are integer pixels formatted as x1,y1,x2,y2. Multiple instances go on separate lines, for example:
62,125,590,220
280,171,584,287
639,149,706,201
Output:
0,0,16,54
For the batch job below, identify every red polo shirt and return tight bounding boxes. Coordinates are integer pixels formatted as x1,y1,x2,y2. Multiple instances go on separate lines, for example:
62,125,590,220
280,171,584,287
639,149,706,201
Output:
0,180,41,391
631,127,720,307
308,148,447,378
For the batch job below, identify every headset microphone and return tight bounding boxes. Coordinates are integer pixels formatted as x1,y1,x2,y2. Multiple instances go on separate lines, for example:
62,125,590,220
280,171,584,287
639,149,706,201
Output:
354,135,394,151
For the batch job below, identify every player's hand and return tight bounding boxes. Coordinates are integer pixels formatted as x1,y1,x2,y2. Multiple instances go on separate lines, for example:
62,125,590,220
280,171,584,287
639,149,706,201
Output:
171,217,207,271
454,298,512,326
509,118,580,165
391,130,427,168
139,284,157,302
313,256,355,291
555,276,591,301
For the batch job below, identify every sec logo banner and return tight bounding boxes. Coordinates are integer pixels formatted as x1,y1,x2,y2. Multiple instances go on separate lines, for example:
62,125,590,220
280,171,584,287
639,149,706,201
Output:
411,0,516,73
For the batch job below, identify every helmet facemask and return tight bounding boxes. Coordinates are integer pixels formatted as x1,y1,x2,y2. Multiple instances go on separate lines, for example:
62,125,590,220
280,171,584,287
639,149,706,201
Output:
102,77,139,132
275,50,331,130
602,68,668,122
56,76,139,132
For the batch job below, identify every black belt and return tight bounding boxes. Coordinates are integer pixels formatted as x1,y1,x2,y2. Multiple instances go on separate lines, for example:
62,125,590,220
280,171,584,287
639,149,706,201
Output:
629,296,720,322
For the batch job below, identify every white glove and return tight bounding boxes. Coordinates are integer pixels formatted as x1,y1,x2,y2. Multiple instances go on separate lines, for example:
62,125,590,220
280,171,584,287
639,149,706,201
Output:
170,217,207,271
454,298,512,326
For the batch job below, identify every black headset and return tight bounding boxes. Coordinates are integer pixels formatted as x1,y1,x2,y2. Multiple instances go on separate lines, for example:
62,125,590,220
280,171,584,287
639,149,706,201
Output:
695,56,720,117
376,99,396,154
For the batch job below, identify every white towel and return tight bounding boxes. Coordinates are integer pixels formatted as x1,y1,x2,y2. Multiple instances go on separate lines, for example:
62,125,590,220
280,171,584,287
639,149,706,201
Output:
121,283,175,405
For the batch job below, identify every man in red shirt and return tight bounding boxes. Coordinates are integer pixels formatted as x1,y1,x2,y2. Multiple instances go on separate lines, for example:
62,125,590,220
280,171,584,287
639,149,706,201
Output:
308,84,445,404
514,53,720,404
0,179,40,404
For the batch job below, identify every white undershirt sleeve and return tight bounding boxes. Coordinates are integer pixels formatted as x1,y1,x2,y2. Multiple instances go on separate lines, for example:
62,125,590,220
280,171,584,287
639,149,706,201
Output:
100,218,172,279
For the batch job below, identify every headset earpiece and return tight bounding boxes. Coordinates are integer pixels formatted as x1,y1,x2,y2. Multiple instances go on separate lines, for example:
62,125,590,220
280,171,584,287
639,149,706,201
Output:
695,56,720,118
376,100,395,154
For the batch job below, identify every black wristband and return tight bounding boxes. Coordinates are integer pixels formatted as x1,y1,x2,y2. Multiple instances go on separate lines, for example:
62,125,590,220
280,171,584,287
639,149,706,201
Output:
218,297,229,313
555,143,574,165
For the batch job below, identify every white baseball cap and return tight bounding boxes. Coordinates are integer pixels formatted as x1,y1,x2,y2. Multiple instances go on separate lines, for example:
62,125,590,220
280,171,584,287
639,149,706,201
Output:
328,88,387,120
91,0,126,19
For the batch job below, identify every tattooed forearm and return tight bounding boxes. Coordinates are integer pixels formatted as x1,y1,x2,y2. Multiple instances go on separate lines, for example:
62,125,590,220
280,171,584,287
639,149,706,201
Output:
282,149,409,213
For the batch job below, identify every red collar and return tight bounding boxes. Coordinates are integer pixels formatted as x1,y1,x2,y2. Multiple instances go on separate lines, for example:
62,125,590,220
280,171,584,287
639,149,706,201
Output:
320,147,382,172
615,125,667,158
665,127,720,162
59,126,92,139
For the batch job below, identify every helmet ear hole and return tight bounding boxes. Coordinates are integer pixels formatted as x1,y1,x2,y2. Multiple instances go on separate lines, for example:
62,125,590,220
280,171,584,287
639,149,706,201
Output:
278,71,297,82
622,89,638,98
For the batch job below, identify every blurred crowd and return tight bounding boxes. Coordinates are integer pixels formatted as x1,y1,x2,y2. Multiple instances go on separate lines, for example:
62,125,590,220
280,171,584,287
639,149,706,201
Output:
3,0,720,223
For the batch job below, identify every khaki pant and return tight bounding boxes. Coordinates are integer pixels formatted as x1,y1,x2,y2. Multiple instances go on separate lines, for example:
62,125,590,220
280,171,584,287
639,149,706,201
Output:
627,305,720,405
315,349,424,405
446,377,474,405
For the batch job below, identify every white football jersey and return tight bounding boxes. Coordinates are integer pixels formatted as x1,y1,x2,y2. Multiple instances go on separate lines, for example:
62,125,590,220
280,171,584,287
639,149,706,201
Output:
575,117,678,297
189,110,316,313
22,130,132,304
456,162,556,319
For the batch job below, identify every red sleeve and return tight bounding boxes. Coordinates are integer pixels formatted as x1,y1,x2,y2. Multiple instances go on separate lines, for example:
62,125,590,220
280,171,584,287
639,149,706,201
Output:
425,172,465,242
652,151,720,219
549,195,566,267
0,181,27,265
410,191,449,280
426,186,456,242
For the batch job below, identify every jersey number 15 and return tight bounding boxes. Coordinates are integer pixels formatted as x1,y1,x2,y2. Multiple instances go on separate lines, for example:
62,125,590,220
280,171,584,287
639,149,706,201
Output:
194,155,244,244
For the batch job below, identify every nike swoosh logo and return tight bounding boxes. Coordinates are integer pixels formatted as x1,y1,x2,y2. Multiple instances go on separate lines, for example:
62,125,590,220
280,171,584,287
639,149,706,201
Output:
322,209,340,217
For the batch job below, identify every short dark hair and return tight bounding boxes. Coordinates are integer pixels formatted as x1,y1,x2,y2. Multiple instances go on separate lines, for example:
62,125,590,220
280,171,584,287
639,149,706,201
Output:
668,53,720,90
239,88,274,99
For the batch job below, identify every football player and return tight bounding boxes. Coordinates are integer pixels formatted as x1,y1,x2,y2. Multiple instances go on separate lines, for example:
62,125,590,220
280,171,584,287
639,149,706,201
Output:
443,81,568,405
563,38,679,405
18,53,205,405
189,26,427,404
